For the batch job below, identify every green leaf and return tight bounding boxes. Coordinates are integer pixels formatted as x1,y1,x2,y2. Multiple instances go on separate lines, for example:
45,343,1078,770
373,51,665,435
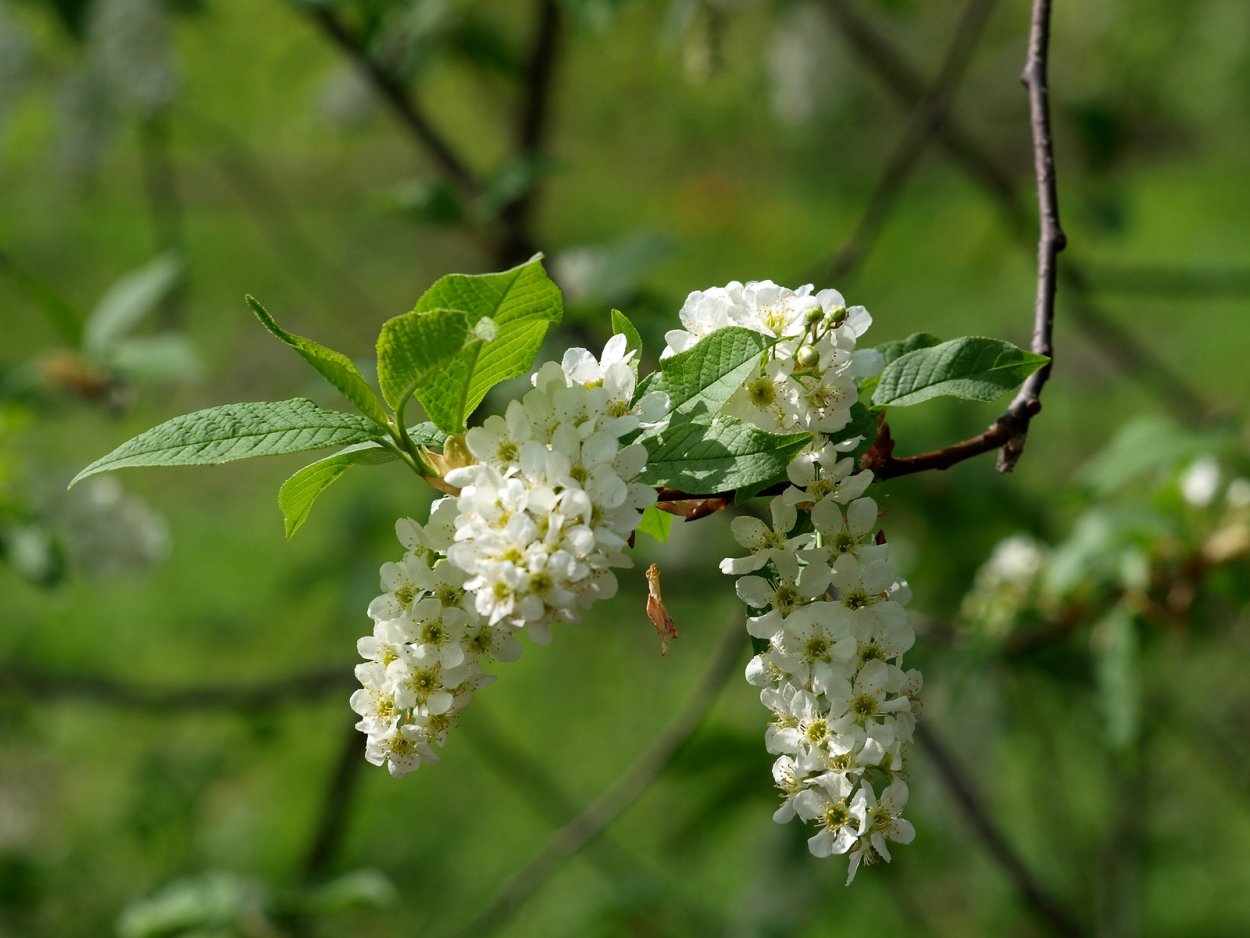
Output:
839,402,881,460
859,333,941,397
72,399,382,487
871,336,1048,408
1077,414,1230,496
83,253,183,355
411,258,563,432
277,418,444,538
1094,605,1140,753
0,251,84,344
107,334,204,383
246,295,389,427
610,308,642,357
376,308,474,420
637,504,673,542
641,327,774,419
638,417,809,494
278,442,397,538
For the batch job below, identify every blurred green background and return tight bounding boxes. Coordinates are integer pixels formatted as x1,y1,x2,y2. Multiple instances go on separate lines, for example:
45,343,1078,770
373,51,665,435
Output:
2,0,1249,935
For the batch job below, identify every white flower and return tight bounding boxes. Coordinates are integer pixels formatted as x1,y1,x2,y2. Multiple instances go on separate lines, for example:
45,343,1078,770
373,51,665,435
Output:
850,779,915,864
720,497,807,577
794,774,858,858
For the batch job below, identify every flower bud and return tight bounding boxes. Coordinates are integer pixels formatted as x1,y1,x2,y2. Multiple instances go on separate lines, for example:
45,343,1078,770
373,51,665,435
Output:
796,346,821,369
825,305,848,328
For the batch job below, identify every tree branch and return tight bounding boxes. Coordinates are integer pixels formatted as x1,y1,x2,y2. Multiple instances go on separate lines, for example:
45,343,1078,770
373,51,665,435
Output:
445,625,746,938
0,665,348,711
819,0,1210,423
300,5,481,198
495,0,563,265
917,722,1087,937
826,0,1002,281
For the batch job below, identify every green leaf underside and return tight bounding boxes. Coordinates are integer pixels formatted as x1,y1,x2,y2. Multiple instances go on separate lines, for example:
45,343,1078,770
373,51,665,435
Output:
71,399,381,487
247,295,389,427
412,258,563,432
84,253,182,355
610,308,643,356
871,336,1049,408
642,327,776,419
376,308,474,417
859,333,942,397
638,417,810,494
278,442,397,538
277,421,445,538
636,504,673,542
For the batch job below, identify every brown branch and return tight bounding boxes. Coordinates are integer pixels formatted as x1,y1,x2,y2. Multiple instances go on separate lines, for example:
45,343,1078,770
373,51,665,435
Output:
853,0,1064,478
445,625,746,938
917,723,1087,938
998,0,1065,471
819,0,1210,424
495,0,563,266
137,108,188,330
0,665,348,711
826,0,1002,281
301,6,481,198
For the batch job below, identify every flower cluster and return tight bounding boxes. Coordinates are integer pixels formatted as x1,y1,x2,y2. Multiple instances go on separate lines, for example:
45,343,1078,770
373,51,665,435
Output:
443,336,663,644
663,279,882,437
351,500,511,777
722,445,921,882
352,338,663,775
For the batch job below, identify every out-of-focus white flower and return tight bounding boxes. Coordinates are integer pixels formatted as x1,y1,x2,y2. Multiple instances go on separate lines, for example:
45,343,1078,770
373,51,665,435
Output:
1180,455,1222,507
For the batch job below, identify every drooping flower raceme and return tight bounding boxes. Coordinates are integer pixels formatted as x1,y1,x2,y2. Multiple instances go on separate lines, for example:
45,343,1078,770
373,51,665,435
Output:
351,338,663,775
663,280,920,882
726,451,921,883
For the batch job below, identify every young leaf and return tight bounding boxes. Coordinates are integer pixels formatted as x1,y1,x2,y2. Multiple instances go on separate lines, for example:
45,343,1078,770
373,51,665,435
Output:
376,308,474,419
871,336,1049,408
83,253,183,355
640,327,775,419
610,308,643,356
278,442,397,538
637,504,673,542
638,417,809,494
247,295,389,427
72,399,382,487
410,258,562,432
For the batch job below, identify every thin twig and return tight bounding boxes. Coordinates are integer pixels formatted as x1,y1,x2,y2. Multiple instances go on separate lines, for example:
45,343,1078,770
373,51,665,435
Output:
446,625,747,938
496,0,563,266
300,5,480,197
137,108,188,329
300,718,370,880
917,723,1086,937
461,712,726,935
0,665,348,711
826,0,1001,281
819,0,1210,423
995,0,1065,471
856,0,1067,478
180,108,386,320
